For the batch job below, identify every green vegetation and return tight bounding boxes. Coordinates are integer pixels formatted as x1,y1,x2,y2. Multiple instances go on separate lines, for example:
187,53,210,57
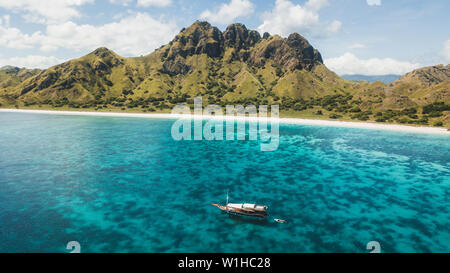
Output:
0,21,449,128
422,102,450,115
434,121,444,127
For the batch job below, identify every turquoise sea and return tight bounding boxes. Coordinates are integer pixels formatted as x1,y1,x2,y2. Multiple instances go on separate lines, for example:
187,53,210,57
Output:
0,112,449,253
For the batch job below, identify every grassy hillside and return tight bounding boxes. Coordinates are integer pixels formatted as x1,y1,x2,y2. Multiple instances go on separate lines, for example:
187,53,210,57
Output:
0,21,449,128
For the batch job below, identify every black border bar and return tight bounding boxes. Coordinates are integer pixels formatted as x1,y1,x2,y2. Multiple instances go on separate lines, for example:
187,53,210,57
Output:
1,253,448,272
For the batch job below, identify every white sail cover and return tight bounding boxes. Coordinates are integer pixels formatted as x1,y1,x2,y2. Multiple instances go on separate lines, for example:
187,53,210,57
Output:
227,203,268,212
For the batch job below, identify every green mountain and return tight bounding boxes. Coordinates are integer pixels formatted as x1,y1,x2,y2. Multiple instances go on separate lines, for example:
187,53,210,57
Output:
0,21,449,127
0,66,41,105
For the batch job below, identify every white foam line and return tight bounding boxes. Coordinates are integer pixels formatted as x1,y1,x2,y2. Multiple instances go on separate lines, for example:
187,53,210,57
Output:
1,108,449,135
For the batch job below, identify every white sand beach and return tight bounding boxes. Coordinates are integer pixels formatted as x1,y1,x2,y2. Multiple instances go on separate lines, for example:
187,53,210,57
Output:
1,108,449,135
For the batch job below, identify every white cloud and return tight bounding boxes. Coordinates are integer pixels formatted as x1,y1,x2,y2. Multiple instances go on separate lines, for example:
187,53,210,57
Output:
0,12,178,57
349,43,366,49
305,0,329,11
326,20,342,33
0,0,94,24
137,0,172,7
367,0,381,6
440,39,450,63
200,0,254,25
0,15,10,27
257,0,339,37
0,23,43,49
0,55,63,69
109,0,134,6
258,0,318,37
324,53,420,75
40,13,179,56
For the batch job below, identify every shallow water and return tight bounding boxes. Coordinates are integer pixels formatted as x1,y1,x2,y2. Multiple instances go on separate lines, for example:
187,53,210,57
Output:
0,112,449,253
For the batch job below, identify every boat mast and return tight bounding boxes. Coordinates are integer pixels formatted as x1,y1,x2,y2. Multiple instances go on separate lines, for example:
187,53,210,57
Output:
226,191,229,212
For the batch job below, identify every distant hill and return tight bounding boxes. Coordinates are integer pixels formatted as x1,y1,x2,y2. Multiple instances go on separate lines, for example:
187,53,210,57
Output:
0,21,449,127
0,66,40,90
388,64,450,107
341,74,401,84
0,65,19,71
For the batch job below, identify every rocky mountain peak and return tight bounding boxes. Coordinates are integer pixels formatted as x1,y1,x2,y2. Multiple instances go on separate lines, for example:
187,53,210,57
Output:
162,21,322,72
86,47,124,70
223,23,261,50
248,32,322,71
91,47,116,58
167,21,224,59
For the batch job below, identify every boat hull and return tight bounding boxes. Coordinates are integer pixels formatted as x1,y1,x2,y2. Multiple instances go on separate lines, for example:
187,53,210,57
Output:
212,204,268,219
227,210,267,219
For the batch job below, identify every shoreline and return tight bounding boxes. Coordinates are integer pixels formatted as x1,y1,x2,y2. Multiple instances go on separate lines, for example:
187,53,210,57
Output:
1,108,449,135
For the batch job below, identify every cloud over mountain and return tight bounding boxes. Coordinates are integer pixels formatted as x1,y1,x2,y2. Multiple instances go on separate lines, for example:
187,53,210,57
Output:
0,55,62,69
257,0,340,37
441,39,450,63
200,0,254,25
325,52,420,75
0,12,179,57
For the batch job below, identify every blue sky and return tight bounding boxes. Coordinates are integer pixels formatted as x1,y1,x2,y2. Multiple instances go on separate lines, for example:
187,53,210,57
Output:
0,0,449,75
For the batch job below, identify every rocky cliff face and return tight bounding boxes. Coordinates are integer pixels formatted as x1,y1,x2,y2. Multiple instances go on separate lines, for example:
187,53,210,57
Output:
158,21,323,75
223,23,261,51
166,21,224,60
248,33,323,71
223,23,261,61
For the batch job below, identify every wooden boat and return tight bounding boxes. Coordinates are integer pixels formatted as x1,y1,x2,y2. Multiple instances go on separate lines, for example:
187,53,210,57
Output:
212,192,268,219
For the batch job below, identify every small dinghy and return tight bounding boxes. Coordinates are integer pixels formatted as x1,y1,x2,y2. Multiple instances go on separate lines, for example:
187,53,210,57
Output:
274,218,286,223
